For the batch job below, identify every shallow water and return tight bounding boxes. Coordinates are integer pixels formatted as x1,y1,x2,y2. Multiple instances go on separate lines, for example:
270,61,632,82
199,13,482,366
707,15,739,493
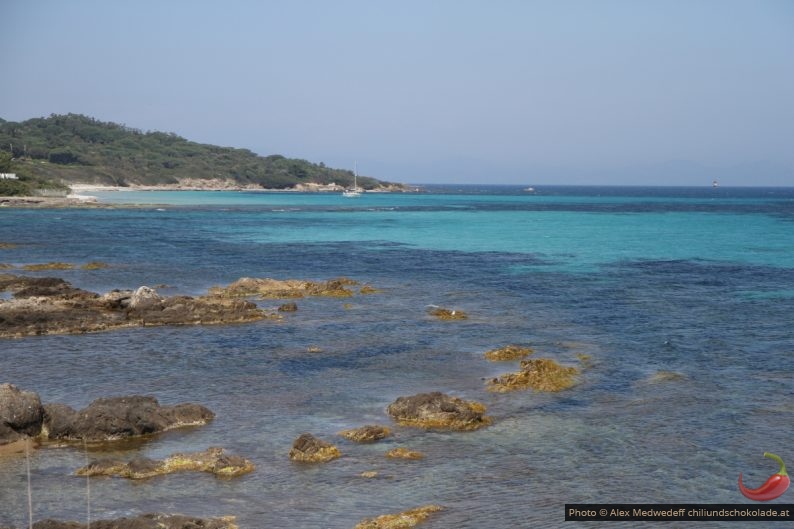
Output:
1,186,793,528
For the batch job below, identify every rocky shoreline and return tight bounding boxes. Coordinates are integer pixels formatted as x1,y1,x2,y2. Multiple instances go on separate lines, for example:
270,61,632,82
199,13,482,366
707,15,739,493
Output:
0,266,590,527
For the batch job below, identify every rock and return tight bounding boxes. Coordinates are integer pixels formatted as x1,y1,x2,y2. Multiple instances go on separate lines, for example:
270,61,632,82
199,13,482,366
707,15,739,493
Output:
487,358,578,393
42,395,214,442
128,286,163,309
76,447,254,479
484,345,533,361
288,433,341,463
0,275,271,338
359,470,379,478
0,513,238,529
359,285,380,294
208,277,360,299
645,370,687,383
339,425,391,443
428,307,467,320
0,263,12,269
80,261,111,270
278,302,298,312
353,505,444,529
385,447,424,460
387,392,491,431
0,276,95,299
0,242,17,249
0,383,44,445
306,346,323,353
21,262,74,271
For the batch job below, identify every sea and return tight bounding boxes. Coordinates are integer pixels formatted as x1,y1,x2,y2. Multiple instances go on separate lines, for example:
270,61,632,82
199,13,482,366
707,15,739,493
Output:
1,185,793,528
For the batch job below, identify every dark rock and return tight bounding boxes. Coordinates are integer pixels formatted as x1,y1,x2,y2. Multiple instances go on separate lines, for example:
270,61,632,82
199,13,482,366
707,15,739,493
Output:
288,433,341,463
42,395,214,442
41,403,79,439
387,392,491,431
0,276,271,338
339,424,391,443
278,302,298,312
0,276,94,300
0,383,44,445
2,513,238,529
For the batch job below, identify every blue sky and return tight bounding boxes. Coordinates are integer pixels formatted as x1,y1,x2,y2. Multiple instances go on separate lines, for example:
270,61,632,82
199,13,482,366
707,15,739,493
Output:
2,0,793,185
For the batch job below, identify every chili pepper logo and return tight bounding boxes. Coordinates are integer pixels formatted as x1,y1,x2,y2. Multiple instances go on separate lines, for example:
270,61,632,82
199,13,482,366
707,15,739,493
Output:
738,452,790,501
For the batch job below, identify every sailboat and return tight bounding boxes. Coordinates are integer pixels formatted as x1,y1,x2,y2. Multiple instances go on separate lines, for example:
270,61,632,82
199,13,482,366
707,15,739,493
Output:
342,162,362,197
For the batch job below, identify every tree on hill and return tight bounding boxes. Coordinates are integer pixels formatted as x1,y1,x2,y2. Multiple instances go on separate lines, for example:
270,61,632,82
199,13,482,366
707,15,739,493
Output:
0,114,398,190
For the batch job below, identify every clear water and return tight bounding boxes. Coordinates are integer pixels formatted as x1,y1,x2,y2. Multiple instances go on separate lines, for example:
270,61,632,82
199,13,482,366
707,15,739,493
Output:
1,186,793,528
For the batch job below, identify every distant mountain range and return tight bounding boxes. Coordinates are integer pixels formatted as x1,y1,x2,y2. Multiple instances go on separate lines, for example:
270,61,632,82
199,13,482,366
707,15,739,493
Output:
0,114,401,190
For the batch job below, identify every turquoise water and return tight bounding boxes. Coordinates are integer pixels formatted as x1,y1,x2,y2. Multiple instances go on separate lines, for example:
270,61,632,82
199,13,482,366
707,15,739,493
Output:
1,186,793,528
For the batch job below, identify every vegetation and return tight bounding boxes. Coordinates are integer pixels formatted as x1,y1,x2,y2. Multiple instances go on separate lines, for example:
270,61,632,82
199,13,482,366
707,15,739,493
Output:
0,150,70,196
0,114,396,190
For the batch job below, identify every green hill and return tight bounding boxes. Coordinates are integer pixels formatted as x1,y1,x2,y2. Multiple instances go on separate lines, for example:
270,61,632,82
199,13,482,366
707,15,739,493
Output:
0,114,398,190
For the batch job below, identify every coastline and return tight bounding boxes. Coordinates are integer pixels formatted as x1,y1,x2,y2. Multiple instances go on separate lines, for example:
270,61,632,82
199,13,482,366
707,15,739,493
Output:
0,180,416,208
69,179,413,193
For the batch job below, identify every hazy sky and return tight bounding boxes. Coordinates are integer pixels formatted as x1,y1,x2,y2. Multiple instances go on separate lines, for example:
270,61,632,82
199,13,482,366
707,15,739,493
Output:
2,0,793,185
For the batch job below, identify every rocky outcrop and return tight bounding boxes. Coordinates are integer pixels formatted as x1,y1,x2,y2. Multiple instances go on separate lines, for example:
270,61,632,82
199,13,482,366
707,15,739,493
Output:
353,505,443,529
484,345,533,361
487,358,578,392
0,276,271,337
209,277,360,299
385,447,424,460
339,425,391,443
0,513,238,529
76,447,254,479
2,384,215,447
288,433,341,463
387,392,491,431
0,383,43,445
278,302,298,312
42,396,214,442
428,307,467,320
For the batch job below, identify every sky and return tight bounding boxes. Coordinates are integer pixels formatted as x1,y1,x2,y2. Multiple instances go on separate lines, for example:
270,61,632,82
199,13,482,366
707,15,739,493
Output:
2,0,793,185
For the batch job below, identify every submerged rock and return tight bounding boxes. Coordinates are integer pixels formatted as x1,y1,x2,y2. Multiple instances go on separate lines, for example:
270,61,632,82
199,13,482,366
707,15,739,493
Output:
288,433,341,463
428,307,467,320
488,358,578,392
0,513,238,529
209,277,360,299
42,395,214,442
484,345,533,361
21,262,74,271
278,302,298,312
0,242,17,249
353,505,444,529
644,370,687,384
76,447,254,479
339,425,391,443
385,447,424,460
80,261,111,270
387,392,491,431
0,275,271,338
0,383,43,445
